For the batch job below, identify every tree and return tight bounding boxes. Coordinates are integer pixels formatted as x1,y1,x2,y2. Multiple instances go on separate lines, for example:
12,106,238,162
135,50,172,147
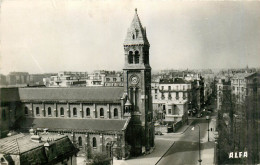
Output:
91,152,111,165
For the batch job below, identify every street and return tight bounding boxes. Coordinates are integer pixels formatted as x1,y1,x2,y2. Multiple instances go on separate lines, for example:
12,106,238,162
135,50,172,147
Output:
156,118,215,165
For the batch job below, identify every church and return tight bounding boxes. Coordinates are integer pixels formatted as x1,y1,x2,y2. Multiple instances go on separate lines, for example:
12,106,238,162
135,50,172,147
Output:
0,9,154,160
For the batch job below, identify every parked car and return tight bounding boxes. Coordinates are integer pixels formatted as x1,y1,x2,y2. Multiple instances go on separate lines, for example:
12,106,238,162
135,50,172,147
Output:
155,131,163,135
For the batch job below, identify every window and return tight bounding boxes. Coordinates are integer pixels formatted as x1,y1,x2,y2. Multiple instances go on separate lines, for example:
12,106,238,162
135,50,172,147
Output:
168,109,172,115
25,107,28,115
93,137,97,148
183,93,186,99
114,108,118,118
176,92,179,99
128,51,133,64
48,107,51,116
106,78,110,82
86,108,90,116
237,87,239,91
155,95,157,99
113,78,117,82
183,86,185,90
168,93,172,100
241,87,244,92
135,51,139,64
2,109,6,120
168,86,171,90
232,86,235,90
78,137,82,147
36,107,40,115
163,105,166,110
60,107,64,116
155,89,158,93
161,86,164,90
73,108,77,116
161,93,165,100
100,108,104,117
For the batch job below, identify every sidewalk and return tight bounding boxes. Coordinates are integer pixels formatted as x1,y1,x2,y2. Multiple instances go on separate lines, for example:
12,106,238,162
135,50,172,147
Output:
200,116,217,165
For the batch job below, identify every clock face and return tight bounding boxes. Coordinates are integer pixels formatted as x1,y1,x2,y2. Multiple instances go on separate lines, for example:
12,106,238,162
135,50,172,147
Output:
131,75,139,85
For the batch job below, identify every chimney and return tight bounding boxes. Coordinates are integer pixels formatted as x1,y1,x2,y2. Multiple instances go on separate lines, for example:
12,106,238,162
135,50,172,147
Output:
31,131,42,143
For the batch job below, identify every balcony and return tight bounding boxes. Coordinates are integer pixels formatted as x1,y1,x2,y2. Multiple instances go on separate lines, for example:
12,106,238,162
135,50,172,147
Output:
159,89,191,92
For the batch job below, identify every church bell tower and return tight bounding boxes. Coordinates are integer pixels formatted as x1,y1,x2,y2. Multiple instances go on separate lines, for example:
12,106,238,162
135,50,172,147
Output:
123,9,154,156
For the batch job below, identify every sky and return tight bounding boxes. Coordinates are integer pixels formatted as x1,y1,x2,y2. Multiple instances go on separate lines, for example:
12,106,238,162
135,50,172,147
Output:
0,0,260,74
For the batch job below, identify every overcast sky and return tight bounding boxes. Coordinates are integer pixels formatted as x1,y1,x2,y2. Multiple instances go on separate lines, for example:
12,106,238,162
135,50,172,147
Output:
1,0,260,74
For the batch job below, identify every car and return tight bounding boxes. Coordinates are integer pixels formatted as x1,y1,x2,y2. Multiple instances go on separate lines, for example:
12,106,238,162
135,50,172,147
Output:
155,131,163,135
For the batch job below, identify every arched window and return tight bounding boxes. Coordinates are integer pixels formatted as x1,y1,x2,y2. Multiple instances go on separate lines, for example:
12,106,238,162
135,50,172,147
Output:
93,137,97,148
86,108,90,116
78,137,82,147
128,51,133,64
73,108,77,116
106,142,112,157
48,107,51,116
36,107,40,115
25,107,28,115
135,51,139,64
114,108,118,118
60,107,64,116
2,109,6,120
100,108,104,117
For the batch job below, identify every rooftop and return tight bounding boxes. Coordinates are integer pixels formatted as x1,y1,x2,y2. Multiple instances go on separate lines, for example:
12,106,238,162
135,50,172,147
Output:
21,118,129,132
0,86,124,103
0,133,67,154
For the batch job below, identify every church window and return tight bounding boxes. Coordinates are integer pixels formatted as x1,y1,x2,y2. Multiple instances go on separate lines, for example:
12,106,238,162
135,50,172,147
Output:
73,108,77,116
48,107,51,116
25,107,28,115
135,51,139,64
2,109,6,120
114,108,118,118
93,137,97,148
78,137,82,147
60,107,64,116
86,108,90,116
100,108,104,117
36,107,40,115
128,51,133,64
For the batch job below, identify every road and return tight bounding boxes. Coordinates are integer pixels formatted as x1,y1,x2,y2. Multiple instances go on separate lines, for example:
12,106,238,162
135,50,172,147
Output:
156,118,214,165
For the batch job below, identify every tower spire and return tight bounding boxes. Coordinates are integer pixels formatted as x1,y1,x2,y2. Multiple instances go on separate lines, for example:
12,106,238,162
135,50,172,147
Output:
124,9,149,46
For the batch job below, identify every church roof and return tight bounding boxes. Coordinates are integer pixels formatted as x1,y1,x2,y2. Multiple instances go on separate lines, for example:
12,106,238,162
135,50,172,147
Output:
124,9,149,46
21,118,129,132
18,87,124,103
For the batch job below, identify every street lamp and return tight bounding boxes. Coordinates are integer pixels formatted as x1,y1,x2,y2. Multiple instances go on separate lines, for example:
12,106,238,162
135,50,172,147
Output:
191,125,202,165
206,115,210,142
